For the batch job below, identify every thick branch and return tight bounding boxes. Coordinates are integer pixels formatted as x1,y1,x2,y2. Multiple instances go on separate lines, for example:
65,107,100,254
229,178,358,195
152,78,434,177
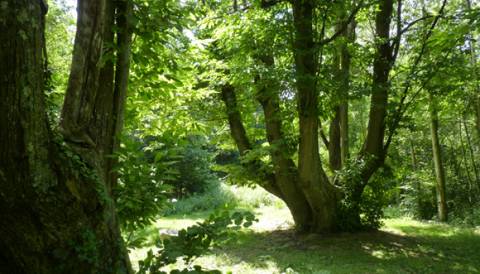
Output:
220,84,283,198
60,0,106,147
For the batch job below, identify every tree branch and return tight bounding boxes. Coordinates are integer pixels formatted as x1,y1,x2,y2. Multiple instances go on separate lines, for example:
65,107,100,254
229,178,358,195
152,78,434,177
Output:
384,0,448,151
317,0,365,46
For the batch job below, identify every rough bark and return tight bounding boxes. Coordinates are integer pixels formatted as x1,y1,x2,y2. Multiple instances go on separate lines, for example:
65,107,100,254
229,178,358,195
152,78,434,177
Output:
0,0,132,272
428,93,448,222
60,0,106,148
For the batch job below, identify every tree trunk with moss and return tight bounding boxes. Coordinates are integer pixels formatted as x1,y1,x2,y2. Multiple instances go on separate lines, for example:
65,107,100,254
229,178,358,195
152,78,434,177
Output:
0,0,133,272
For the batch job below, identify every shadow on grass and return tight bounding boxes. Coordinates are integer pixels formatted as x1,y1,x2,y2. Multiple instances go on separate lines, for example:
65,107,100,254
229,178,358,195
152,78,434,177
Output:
210,221,480,274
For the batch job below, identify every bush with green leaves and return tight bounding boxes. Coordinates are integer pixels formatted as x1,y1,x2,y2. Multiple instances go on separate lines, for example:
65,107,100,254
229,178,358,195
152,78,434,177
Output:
114,137,177,233
399,181,436,220
336,159,393,231
163,183,237,216
137,210,257,274
171,139,218,198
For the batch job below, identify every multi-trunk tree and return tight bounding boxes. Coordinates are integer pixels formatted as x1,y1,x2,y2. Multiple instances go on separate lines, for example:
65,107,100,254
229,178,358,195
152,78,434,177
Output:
0,0,133,272
217,0,396,232
216,0,451,232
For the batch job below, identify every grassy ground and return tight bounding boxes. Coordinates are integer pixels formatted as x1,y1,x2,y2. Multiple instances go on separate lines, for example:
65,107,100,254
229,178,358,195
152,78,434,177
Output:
129,205,480,273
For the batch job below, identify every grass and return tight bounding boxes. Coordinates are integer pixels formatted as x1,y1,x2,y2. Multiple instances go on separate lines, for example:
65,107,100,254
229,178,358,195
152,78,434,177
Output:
129,188,480,273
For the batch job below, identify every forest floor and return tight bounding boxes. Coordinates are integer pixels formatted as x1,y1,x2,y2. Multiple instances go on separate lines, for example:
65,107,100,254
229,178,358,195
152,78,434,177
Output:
129,206,480,273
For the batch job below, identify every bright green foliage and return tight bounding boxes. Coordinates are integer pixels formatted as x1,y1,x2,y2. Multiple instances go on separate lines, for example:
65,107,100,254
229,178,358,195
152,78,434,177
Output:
40,0,480,268
45,0,75,119
114,136,176,233
137,210,257,274
170,137,218,198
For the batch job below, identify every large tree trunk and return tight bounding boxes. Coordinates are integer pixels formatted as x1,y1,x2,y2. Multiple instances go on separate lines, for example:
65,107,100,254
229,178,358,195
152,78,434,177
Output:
292,0,338,232
428,93,448,222
220,83,313,230
355,0,393,191
337,0,393,229
0,0,133,272
254,55,313,231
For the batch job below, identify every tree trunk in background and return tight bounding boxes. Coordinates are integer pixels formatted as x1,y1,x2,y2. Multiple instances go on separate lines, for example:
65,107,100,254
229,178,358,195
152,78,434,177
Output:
409,138,422,210
465,0,480,139
0,0,133,272
458,120,476,192
428,93,448,222
329,5,355,171
361,0,392,166
462,117,480,189
329,108,342,171
347,0,393,218
220,85,283,199
220,82,313,231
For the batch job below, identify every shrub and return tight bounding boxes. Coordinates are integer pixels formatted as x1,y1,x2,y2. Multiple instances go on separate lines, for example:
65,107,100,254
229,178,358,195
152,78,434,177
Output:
138,210,257,274
163,183,237,215
114,137,174,233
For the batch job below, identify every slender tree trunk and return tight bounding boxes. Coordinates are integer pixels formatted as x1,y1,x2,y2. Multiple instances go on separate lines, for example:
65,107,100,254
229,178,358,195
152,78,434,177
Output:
330,8,354,170
465,0,480,139
220,84,283,199
344,0,393,217
362,0,391,162
462,117,480,188
221,80,313,231
0,1,133,272
428,93,448,222
409,138,421,209
458,120,476,191
329,108,342,171
447,137,473,204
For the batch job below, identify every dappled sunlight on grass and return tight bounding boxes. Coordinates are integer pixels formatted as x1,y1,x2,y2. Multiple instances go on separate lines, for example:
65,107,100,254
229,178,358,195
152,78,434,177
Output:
129,206,480,273
250,205,294,232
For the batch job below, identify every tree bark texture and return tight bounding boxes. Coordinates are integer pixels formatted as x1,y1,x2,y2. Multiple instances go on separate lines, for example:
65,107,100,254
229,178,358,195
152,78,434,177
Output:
0,0,133,272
